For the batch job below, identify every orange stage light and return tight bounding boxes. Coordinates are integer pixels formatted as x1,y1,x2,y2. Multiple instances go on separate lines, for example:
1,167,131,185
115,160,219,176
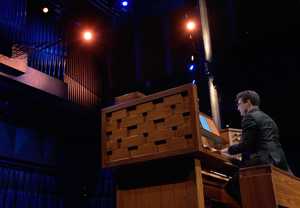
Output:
186,21,196,31
83,31,93,41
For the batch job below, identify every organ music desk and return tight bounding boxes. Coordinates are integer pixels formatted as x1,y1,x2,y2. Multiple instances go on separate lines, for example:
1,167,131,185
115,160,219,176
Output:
101,83,240,208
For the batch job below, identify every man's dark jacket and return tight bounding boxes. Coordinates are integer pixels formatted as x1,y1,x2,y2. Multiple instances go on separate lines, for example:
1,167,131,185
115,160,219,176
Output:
228,107,290,171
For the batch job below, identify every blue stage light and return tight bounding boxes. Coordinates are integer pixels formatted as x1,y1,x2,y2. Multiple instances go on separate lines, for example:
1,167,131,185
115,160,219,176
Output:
122,1,128,7
188,64,195,71
192,80,196,84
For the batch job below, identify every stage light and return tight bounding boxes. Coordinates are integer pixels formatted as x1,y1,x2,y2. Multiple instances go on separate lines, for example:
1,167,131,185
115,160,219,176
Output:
186,21,196,31
83,31,93,41
189,64,195,71
191,55,194,61
192,80,196,84
42,7,49,13
122,1,128,7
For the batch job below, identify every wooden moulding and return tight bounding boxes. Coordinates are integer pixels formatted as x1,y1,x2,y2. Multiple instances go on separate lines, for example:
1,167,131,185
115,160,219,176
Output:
101,84,203,168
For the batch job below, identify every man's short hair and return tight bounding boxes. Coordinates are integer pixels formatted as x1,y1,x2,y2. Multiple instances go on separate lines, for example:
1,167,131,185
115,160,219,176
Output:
236,90,260,106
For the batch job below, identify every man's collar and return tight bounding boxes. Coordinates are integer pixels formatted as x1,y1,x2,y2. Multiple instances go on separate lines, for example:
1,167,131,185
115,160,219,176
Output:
247,106,260,114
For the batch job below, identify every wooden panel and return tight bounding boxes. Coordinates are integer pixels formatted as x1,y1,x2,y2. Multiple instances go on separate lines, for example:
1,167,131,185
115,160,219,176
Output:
130,143,156,157
121,135,145,148
240,165,300,208
121,115,144,128
117,180,198,208
240,172,276,208
194,159,205,208
220,128,241,146
112,110,127,120
116,158,200,208
272,167,300,207
136,102,154,113
219,128,242,160
200,164,239,207
101,84,202,167
115,157,238,208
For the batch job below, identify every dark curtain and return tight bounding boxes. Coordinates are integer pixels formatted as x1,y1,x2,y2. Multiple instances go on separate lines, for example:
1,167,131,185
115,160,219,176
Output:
0,166,63,208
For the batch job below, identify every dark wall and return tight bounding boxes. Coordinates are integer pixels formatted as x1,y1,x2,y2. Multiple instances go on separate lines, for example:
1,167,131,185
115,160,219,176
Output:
0,74,114,208
108,0,209,103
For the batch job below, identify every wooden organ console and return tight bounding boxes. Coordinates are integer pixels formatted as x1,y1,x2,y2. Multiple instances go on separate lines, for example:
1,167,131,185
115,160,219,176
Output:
101,83,299,208
101,84,240,207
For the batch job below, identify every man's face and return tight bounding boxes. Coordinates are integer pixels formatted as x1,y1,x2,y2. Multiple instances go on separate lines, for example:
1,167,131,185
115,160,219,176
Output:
237,98,251,116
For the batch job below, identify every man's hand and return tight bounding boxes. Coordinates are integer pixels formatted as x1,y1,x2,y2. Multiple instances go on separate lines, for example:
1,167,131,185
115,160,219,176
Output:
220,147,235,158
218,147,241,163
220,147,229,154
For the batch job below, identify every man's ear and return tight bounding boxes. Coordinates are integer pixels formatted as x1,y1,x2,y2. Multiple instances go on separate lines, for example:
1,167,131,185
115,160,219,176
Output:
245,99,252,106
